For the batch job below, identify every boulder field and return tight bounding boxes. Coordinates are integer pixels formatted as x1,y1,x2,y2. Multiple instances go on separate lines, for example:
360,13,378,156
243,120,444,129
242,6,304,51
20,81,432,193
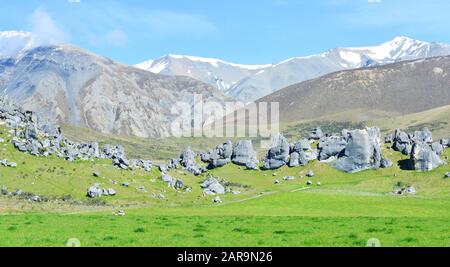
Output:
1,97,449,200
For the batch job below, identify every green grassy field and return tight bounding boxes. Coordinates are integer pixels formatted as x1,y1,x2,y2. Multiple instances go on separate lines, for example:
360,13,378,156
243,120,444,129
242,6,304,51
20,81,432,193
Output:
1,123,449,247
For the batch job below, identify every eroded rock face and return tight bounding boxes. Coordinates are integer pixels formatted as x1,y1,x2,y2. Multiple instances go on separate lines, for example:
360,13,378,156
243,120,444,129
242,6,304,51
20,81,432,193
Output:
318,135,347,161
309,128,324,140
332,127,383,173
410,142,443,171
179,147,204,176
263,134,290,170
431,142,444,156
411,128,433,144
231,140,259,170
201,141,233,169
380,158,393,168
289,139,317,167
392,129,412,155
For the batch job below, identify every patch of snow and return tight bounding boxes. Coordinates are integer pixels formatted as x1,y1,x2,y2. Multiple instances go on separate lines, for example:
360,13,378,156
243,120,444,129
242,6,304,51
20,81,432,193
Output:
135,59,154,70
148,61,168,73
338,50,363,66
167,54,270,70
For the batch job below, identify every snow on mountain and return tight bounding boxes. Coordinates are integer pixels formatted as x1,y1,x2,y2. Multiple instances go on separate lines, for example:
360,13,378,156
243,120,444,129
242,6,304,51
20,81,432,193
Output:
228,36,450,102
0,31,33,59
136,37,450,102
135,54,270,91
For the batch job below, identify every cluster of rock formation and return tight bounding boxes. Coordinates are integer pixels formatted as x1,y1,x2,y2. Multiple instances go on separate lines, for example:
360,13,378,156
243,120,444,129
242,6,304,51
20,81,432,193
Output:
0,97,153,172
387,128,447,171
2,96,449,202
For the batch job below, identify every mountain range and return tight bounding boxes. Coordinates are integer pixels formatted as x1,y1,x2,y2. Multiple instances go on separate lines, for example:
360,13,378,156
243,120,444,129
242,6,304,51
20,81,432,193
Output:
1,31,450,138
136,37,450,102
0,43,229,138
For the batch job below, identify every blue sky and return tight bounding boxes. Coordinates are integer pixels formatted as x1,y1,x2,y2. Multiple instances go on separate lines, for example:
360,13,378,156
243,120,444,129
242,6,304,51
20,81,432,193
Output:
1,0,450,64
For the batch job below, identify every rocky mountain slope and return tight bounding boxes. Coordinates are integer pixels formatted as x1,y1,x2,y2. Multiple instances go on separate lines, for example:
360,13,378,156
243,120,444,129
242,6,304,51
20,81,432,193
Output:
137,37,450,102
0,44,229,138
258,56,450,123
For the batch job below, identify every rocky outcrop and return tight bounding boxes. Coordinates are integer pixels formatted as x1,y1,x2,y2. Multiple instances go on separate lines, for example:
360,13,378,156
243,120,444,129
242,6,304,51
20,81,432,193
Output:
332,127,383,173
318,135,347,161
201,141,233,169
388,128,444,171
309,128,324,140
410,142,443,171
262,134,290,170
289,139,317,167
392,129,412,155
0,97,154,172
231,140,259,170
179,147,205,176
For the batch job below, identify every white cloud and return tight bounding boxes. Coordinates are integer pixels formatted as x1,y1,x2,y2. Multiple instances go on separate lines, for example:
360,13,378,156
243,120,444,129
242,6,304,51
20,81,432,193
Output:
368,0,382,3
29,8,70,47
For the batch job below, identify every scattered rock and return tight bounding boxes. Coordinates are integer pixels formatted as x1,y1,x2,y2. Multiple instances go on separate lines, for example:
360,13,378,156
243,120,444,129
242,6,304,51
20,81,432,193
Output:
161,174,176,188
174,179,184,190
283,176,295,181
201,176,225,195
30,195,41,202
274,179,280,184
114,210,126,216
86,185,104,198
212,196,222,203
306,170,314,177
306,180,313,186
394,186,417,195
93,171,100,177
179,147,204,176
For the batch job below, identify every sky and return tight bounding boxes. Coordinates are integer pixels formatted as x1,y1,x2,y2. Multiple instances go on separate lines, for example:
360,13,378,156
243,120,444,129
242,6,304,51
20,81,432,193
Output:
1,0,450,65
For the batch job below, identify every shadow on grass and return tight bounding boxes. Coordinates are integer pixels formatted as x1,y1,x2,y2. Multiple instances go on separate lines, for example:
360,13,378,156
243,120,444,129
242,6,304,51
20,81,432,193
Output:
397,159,412,170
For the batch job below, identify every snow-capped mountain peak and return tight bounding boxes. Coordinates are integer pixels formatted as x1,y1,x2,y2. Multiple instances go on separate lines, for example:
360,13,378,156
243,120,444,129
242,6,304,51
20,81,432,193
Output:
135,36,450,101
135,54,271,91
348,36,430,61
